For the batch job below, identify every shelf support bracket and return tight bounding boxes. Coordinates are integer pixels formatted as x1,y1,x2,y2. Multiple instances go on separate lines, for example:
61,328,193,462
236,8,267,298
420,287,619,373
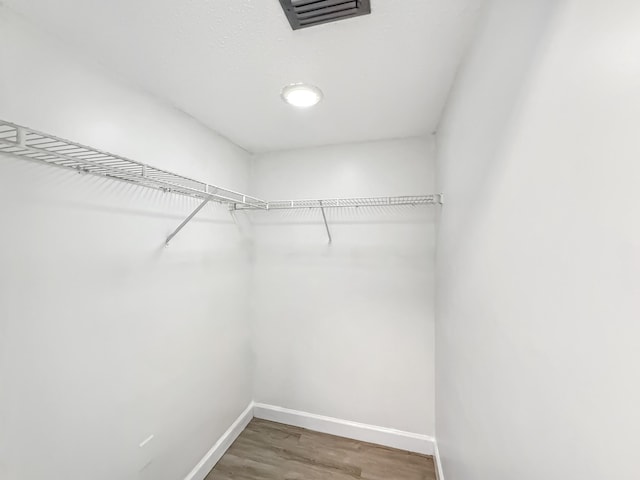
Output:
229,206,249,240
319,200,332,244
166,199,210,246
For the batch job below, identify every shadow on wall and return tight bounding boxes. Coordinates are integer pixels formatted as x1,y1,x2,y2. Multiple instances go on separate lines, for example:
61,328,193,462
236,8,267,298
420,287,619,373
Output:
437,0,565,260
0,152,253,269
0,153,239,222
247,205,436,225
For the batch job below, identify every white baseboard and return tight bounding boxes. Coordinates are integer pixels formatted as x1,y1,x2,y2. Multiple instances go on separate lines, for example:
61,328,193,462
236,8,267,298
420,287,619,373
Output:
185,402,436,479
183,402,254,480
434,441,445,480
253,403,434,456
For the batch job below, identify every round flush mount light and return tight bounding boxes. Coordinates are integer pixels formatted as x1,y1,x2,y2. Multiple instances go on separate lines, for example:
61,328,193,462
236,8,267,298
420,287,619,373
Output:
281,83,323,108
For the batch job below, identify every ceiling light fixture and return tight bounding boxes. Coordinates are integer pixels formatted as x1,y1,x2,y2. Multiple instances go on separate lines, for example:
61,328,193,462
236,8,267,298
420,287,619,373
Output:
281,83,323,108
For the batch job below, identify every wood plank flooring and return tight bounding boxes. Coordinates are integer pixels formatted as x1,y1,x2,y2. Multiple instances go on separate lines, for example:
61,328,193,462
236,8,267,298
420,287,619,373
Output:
205,419,436,480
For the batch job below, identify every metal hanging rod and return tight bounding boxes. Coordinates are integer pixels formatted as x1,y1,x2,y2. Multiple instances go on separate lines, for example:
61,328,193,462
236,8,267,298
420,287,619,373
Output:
0,120,443,245
234,194,443,210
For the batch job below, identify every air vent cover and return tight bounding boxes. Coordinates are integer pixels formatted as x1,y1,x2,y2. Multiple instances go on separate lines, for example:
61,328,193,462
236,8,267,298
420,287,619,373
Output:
279,0,371,30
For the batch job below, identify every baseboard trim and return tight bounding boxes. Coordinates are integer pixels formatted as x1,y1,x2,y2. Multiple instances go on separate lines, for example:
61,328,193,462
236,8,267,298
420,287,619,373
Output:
253,403,434,456
185,402,436,479
434,441,445,480
183,402,254,480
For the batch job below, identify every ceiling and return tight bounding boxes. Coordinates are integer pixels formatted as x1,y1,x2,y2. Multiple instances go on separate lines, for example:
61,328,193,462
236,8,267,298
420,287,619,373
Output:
4,0,483,153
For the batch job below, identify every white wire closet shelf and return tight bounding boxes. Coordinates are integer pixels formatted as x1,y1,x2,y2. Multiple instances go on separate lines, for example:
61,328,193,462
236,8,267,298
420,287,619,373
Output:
0,120,442,244
0,120,267,208
234,195,441,210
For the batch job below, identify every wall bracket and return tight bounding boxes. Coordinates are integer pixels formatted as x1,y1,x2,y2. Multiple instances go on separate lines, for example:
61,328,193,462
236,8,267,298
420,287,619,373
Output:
165,199,210,246
319,200,332,244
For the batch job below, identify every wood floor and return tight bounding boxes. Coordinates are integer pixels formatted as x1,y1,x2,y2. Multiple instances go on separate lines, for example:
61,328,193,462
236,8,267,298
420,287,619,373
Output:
206,418,436,480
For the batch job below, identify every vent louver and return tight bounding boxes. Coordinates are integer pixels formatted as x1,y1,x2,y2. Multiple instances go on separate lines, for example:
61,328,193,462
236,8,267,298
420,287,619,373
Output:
279,0,371,30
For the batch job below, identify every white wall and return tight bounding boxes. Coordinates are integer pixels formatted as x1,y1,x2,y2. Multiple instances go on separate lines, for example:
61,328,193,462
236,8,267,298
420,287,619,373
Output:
436,1,640,479
250,138,436,436
0,8,252,480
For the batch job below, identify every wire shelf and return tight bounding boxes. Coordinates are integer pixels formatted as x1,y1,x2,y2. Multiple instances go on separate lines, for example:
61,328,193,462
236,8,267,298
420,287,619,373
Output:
0,119,442,245
235,195,442,210
0,121,267,209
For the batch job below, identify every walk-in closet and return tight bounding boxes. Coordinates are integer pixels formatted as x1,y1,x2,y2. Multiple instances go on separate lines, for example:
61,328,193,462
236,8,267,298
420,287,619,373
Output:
1,1,638,480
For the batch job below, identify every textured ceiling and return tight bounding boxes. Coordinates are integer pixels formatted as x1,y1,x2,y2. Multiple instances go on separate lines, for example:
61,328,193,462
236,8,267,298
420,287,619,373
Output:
4,0,483,153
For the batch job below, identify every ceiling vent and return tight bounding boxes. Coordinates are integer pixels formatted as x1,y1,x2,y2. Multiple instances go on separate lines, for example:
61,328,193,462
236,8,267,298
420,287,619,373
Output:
279,0,371,30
